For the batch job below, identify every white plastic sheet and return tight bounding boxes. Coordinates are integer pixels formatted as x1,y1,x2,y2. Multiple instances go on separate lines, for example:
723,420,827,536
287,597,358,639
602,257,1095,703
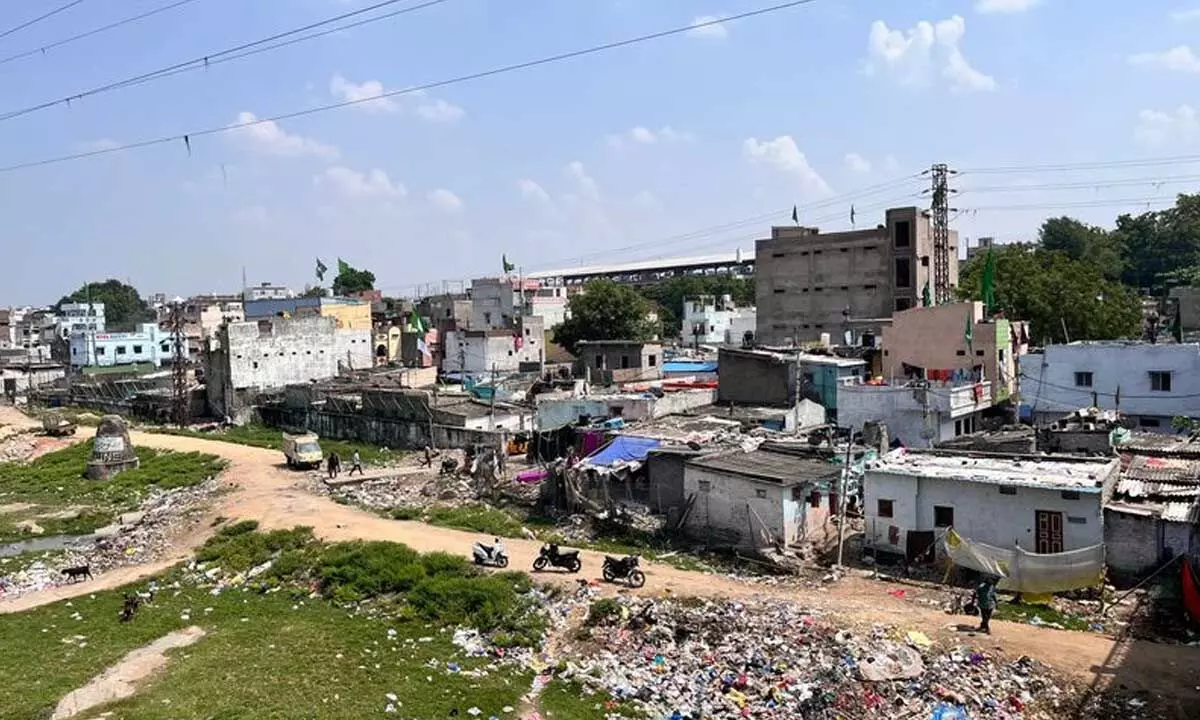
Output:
943,528,1105,593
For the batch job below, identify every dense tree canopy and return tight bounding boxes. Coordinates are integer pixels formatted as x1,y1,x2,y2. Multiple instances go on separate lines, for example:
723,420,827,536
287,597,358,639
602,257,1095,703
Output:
332,260,376,296
639,276,754,338
959,246,1141,344
1038,216,1124,279
55,279,153,331
300,286,328,298
553,279,658,354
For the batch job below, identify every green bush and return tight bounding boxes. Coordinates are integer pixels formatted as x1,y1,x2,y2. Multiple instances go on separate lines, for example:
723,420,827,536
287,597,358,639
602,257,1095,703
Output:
584,597,623,627
422,504,526,538
390,506,422,521
218,519,260,537
316,541,426,600
196,526,315,571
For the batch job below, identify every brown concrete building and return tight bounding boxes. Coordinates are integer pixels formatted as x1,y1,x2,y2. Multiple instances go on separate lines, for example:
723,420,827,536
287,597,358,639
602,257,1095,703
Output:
755,207,958,345
575,340,662,384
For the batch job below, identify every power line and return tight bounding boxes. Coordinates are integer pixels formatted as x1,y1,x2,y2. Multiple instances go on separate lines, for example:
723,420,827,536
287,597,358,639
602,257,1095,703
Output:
962,173,1200,194
0,0,451,123
0,0,86,42
0,0,204,68
960,152,1200,175
961,196,1175,212
0,0,822,174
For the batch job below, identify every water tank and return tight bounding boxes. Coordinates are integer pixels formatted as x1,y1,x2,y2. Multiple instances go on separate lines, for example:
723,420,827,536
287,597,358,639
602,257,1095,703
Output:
819,332,831,347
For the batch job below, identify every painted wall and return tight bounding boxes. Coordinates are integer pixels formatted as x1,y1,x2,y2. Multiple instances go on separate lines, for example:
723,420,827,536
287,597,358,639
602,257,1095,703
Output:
69,324,170,367
863,470,1106,555
1104,509,1200,579
683,465,793,548
838,383,990,445
218,316,372,393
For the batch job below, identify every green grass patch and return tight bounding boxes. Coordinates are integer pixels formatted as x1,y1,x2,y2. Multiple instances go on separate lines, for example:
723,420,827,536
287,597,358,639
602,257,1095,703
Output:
393,503,528,538
0,441,226,543
539,679,642,719
149,423,397,466
993,599,1091,631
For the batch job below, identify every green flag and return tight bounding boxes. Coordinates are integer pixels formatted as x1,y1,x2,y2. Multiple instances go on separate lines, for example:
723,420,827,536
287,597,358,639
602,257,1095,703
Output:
315,258,328,281
921,281,932,308
791,205,799,225
337,258,351,276
409,309,425,334
1172,304,1183,343
502,255,515,274
964,310,974,352
981,247,996,316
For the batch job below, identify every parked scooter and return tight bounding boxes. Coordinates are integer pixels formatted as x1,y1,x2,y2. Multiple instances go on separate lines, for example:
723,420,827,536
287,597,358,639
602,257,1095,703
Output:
602,554,645,588
532,543,582,573
471,538,509,568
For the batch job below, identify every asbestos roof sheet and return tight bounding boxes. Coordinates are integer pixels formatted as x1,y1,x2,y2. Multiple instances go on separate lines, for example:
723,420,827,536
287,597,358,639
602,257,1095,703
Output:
1115,478,1200,499
1120,434,1200,458
1120,454,1200,484
1162,501,1200,523
871,450,1115,492
687,449,840,485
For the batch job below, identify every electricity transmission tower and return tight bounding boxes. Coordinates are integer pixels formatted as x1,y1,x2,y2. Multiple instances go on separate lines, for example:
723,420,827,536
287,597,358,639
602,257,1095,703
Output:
926,163,958,304
169,300,189,427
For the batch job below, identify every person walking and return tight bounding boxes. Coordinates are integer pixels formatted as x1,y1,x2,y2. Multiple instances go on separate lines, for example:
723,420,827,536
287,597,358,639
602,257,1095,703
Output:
326,453,337,480
331,452,341,479
349,450,364,476
976,575,998,634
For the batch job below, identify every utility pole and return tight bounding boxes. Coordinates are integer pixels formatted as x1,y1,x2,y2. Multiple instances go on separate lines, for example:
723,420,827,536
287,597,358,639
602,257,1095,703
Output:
926,163,958,304
169,300,189,427
836,431,854,568
488,363,497,431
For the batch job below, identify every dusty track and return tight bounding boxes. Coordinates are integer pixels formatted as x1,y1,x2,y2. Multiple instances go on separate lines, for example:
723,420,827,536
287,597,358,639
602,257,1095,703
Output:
1,407,1197,710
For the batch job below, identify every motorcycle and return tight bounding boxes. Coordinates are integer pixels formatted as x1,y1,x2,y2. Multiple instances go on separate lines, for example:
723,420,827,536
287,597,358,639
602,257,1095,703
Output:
602,554,645,588
532,543,582,573
471,538,509,568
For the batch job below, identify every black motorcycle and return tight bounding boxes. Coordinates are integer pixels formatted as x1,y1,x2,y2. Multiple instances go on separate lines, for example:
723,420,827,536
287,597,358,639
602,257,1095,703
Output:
602,554,645,588
532,543,582,573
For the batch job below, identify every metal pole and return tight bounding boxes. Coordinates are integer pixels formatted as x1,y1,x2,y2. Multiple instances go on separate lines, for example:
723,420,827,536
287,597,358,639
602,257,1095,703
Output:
836,430,853,568
489,362,497,432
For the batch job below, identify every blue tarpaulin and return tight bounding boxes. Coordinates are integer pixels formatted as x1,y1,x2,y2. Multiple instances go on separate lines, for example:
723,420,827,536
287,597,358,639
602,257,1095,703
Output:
663,361,718,374
584,435,661,466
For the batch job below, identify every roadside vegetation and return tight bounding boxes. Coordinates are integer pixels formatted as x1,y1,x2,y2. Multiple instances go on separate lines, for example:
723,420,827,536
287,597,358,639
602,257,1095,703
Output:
23,405,104,427
0,441,225,543
149,423,397,466
0,526,552,719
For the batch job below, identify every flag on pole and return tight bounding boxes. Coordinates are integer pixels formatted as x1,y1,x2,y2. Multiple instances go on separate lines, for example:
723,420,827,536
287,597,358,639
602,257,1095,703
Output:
922,281,932,308
409,308,426,334
981,247,996,316
315,258,328,281
337,258,351,276
791,205,799,225
850,205,856,228
964,310,974,353
502,255,515,274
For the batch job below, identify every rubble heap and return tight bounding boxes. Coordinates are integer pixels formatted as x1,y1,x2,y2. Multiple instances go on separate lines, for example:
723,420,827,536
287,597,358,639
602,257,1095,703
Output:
564,597,1083,720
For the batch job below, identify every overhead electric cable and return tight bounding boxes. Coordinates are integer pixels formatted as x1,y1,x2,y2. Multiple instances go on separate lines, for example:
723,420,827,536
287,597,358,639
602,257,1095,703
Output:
0,0,822,173
0,0,204,68
0,0,452,123
0,0,86,42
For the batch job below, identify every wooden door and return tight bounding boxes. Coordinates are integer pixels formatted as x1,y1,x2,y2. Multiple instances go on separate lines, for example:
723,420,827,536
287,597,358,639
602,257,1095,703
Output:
1035,510,1064,554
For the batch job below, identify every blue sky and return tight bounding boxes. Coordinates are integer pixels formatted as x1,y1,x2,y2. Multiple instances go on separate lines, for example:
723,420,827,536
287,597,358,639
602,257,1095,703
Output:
1,0,1198,303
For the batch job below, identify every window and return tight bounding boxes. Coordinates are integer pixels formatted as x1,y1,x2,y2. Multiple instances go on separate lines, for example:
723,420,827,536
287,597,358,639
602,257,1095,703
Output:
1067,516,1087,525
1061,490,1081,500
1074,372,1093,388
894,258,912,288
620,355,630,369
975,349,984,357
595,355,605,369
771,251,785,258
773,287,786,294
161,343,170,353
999,348,1006,364
133,345,143,354
755,489,768,499
934,506,954,528
894,220,912,248
877,499,894,518
802,372,815,385
698,479,711,492
920,256,929,267
116,345,127,355
955,349,966,356
864,284,877,290
96,347,105,356
999,485,1017,495
252,361,259,369
648,354,657,367
1149,371,1172,392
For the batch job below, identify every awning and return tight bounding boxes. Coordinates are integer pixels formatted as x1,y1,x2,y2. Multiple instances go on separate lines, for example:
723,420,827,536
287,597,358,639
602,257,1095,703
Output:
584,435,661,466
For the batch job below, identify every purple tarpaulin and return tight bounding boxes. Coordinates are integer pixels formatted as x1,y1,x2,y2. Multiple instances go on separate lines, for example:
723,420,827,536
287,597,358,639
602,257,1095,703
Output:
516,469,549,484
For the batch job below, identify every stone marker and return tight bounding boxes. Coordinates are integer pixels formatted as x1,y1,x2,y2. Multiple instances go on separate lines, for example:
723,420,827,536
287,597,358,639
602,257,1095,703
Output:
86,415,139,480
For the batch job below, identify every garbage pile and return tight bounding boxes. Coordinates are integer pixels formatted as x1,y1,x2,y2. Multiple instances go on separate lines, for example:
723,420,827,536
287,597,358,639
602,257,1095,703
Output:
0,431,37,463
320,473,478,512
562,597,1085,720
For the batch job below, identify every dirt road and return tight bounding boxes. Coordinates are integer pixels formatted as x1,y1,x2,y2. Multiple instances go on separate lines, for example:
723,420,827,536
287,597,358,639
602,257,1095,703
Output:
1,407,1198,710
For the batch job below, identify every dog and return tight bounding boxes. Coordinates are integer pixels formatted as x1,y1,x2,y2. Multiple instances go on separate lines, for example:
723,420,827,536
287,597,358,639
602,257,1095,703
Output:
120,593,141,623
61,565,92,583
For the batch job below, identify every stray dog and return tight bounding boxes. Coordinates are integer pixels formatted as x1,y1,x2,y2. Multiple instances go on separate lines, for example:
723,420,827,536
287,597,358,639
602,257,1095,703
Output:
61,565,92,583
120,593,141,623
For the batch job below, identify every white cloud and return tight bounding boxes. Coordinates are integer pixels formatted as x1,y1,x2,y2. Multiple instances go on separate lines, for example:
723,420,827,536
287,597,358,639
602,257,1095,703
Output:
1171,8,1200,21
416,98,465,123
565,161,600,201
687,15,728,39
742,136,832,196
606,125,695,148
974,0,1041,14
427,188,464,213
1134,105,1200,147
517,179,551,204
864,16,996,91
1128,46,1200,73
329,74,398,112
318,166,406,199
843,152,872,174
228,111,339,159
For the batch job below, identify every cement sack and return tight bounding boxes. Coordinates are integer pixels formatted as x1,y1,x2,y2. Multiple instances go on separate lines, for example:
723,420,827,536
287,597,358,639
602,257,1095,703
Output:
943,528,1104,594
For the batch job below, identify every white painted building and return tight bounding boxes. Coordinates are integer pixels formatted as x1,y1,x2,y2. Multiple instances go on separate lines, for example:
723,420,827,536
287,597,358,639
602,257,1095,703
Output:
469,276,568,330
863,451,1117,559
54,303,105,340
442,316,545,376
69,324,170,368
838,378,993,447
1019,342,1200,432
681,294,756,345
244,282,295,301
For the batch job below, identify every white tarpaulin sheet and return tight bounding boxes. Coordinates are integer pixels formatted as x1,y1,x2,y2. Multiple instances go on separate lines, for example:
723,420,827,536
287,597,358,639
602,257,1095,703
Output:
943,528,1105,593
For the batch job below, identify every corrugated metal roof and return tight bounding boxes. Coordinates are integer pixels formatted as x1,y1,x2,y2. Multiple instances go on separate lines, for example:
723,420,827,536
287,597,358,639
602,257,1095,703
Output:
1161,502,1200,523
1120,454,1200,484
1116,479,1200,499
688,449,840,485
1120,434,1200,458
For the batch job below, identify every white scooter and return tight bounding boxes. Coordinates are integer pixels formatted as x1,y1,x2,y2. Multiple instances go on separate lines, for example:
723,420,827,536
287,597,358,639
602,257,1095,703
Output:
471,537,509,568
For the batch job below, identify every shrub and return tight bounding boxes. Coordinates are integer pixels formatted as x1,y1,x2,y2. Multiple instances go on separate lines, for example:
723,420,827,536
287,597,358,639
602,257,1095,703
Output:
196,526,314,571
316,541,426,601
584,598,623,627
218,520,260,537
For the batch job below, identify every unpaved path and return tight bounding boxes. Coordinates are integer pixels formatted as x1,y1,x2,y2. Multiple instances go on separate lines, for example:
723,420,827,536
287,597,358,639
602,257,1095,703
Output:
50,625,206,719
1,407,1198,708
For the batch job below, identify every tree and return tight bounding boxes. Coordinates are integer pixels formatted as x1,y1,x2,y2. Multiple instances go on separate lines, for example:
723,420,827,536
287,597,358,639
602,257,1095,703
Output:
300,286,328,298
1038,217,1124,279
56,279,153,331
958,246,1141,344
331,259,376,295
553,279,658,354
639,276,754,338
